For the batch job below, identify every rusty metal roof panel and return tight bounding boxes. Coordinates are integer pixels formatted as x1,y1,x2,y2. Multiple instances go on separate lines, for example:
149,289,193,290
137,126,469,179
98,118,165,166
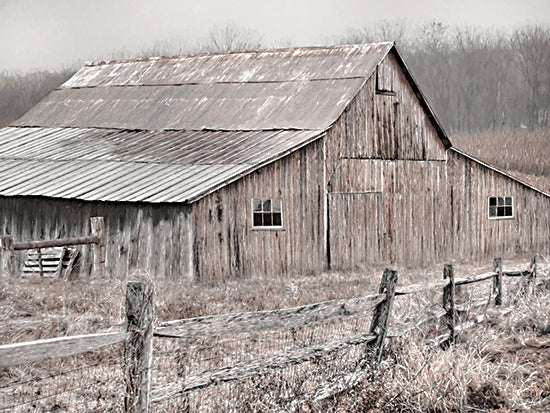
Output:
15,79,365,131
61,43,393,88
0,127,321,203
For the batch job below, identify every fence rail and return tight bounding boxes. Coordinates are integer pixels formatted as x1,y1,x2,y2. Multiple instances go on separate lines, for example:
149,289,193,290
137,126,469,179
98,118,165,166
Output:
0,255,540,412
0,216,105,278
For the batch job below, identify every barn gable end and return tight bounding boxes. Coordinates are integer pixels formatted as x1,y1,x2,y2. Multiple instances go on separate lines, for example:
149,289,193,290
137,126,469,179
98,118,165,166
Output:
326,50,451,269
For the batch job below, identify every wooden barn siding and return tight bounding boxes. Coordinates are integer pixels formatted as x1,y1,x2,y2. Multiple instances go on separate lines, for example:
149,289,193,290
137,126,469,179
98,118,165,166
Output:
325,51,449,269
328,160,448,269
192,138,325,281
0,197,193,278
448,151,550,260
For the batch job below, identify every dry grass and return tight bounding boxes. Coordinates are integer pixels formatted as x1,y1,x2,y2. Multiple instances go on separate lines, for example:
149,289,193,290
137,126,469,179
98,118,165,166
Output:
452,128,550,193
1,256,549,411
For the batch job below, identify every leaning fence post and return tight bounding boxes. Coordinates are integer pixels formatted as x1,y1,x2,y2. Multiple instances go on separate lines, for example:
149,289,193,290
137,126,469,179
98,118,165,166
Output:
493,258,502,306
443,263,456,346
0,235,15,277
124,281,154,413
367,268,398,364
90,217,105,278
528,255,537,292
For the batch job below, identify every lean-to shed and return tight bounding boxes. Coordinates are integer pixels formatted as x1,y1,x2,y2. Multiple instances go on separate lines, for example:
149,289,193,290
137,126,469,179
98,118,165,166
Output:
0,43,549,280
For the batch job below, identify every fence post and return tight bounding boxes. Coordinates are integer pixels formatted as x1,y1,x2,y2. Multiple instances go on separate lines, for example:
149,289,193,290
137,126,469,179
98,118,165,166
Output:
90,217,105,278
443,263,456,346
367,268,398,364
493,258,502,306
124,281,154,413
528,255,537,291
0,235,15,277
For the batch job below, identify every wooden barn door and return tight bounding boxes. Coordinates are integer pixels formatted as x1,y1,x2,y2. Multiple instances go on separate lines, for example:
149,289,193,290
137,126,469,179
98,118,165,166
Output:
327,193,396,270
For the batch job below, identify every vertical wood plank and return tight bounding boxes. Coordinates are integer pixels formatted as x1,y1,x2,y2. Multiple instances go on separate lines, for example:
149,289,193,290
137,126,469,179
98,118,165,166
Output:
124,281,154,413
0,235,15,277
443,263,456,346
90,217,105,278
367,268,398,364
493,257,502,306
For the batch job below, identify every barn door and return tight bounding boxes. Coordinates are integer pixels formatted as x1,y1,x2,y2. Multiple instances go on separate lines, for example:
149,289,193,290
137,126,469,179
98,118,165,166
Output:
327,193,396,270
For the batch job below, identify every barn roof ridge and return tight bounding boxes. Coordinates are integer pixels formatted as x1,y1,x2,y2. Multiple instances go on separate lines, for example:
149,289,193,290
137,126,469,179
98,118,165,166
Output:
84,42,395,68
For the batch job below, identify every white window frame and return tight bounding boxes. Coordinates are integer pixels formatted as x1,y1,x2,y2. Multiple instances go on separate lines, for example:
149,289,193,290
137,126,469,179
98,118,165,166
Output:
488,196,514,220
251,198,283,229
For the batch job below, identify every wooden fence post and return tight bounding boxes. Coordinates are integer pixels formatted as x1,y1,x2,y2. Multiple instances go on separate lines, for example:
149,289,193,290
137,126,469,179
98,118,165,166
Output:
493,258,502,306
443,263,456,346
367,268,398,364
0,235,15,277
124,281,154,413
90,217,105,278
528,255,537,292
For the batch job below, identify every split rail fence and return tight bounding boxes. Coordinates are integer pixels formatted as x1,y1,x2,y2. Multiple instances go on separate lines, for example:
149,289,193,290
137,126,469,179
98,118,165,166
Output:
0,256,539,412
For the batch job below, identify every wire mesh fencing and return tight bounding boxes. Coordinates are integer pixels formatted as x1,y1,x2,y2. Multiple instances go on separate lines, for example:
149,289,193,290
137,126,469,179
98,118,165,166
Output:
0,343,125,412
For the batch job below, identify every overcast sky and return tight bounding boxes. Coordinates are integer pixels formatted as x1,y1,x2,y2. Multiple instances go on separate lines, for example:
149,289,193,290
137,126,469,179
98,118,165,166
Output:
1,0,549,73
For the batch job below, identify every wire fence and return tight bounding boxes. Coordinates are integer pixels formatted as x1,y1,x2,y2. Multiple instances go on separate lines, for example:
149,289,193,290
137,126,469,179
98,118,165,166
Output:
0,344,125,412
151,308,376,411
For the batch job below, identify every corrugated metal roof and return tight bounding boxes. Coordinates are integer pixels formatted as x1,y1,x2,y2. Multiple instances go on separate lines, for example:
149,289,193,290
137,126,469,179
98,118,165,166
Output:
0,127,322,203
2,43,396,203
14,79,364,130
62,43,394,87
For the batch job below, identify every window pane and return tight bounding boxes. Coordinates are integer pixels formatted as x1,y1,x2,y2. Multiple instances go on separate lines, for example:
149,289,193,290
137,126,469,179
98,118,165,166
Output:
273,213,282,226
263,213,272,226
505,197,512,206
489,206,497,217
253,199,262,212
504,206,512,217
253,213,263,227
497,207,505,217
497,197,504,206
272,198,282,212
489,197,496,206
262,199,271,212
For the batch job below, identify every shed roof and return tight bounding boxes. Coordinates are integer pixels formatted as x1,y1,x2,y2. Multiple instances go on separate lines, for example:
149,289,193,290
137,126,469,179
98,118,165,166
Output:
0,42,449,203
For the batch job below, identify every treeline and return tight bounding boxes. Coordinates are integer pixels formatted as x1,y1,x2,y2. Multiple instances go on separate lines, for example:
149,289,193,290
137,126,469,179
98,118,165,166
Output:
336,21,550,134
0,22,549,135
0,69,74,127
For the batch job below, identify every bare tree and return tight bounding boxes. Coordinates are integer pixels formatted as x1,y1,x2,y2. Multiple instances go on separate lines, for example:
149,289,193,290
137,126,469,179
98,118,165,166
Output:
511,25,550,129
335,19,409,48
199,22,264,53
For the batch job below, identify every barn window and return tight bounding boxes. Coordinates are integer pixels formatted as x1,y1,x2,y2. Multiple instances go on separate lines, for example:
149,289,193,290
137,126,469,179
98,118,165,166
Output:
488,196,513,219
252,198,283,228
375,64,396,96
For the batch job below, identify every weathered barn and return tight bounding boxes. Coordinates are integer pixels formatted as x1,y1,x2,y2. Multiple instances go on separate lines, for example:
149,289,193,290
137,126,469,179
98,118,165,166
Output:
0,43,548,280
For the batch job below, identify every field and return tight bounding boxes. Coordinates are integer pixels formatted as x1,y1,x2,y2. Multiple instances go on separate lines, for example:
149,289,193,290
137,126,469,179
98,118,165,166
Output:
1,257,549,412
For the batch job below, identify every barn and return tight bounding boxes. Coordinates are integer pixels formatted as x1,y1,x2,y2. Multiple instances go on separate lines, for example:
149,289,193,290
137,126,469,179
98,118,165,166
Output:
0,42,548,280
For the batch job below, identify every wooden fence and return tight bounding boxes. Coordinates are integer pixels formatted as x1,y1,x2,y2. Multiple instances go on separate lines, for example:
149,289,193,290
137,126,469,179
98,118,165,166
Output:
0,216,105,278
0,256,539,412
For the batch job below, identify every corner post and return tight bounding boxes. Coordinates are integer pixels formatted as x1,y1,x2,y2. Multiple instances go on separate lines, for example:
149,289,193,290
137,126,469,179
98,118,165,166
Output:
493,258,502,306
124,280,154,413
443,263,456,346
90,217,105,277
367,268,398,364
0,236,15,277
